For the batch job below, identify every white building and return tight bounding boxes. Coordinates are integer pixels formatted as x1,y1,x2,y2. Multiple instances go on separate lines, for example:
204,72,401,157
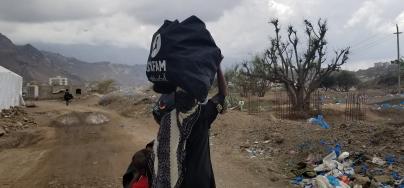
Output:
374,62,390,68
49,76,68,86
0,66,24,110
25,83,39,99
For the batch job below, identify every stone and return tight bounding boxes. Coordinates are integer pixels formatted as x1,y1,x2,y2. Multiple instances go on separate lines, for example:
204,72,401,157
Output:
270,177,279,182
0,127,5,136
340,123,348,128
274,137,284,144
16,121,23,127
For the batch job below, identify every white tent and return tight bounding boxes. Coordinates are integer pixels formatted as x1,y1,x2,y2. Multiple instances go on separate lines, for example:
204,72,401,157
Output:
0,66,24,110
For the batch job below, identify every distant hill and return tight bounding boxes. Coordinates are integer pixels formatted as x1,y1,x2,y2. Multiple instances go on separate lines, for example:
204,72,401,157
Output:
0,33,147,87
356,63,397,82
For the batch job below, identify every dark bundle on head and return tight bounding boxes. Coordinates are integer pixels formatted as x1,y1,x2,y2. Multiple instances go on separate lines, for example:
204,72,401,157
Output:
146,15,222,103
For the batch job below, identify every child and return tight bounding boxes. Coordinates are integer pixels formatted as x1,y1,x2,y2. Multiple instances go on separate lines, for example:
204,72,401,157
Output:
131,150,149,188
123,143,153,188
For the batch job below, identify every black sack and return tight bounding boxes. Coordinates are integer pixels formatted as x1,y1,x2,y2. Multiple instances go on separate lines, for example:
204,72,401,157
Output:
146,15,223,102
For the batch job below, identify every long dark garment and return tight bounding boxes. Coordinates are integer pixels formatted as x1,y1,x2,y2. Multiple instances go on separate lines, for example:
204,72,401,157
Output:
151,95,224,188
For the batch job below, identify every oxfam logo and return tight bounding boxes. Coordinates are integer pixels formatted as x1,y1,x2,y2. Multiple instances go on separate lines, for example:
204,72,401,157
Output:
151,34,161,58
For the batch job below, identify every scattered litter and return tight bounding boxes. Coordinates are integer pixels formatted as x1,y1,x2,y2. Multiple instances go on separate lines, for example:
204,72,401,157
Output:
385,154,396,165
327,175,341,186
308,114,330,129
245,147,265,159
292,176,303,185
372,156,387,166
376,102,404,111
338,152,350,161
291,144,404,188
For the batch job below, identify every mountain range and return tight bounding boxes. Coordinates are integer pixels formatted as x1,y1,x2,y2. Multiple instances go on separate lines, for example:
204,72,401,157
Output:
0,33,147,87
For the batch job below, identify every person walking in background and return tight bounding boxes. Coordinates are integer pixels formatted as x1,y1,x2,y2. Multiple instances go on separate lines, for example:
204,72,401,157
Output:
63,89,73,106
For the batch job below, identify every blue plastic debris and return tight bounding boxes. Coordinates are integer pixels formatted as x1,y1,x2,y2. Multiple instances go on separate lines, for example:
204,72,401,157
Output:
360,164,368,175
309,115,330,129
392,171,401,180
381,103,392,109
326,176,340,186
334,144,341,157
292,176,303,185
385,154,396,165
392,105,404,110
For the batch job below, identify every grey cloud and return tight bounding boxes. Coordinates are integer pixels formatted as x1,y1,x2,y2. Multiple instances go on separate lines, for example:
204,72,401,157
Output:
0,0,242,24
0,0,402,71
0,0,109,23
124,0,242,25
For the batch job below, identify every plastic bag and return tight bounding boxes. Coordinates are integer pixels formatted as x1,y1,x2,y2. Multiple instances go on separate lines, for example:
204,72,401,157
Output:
308,115,330,129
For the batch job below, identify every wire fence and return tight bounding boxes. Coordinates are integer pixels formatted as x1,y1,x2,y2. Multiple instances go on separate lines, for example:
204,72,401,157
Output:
272,90,323,119
344,91,368,122
230,87,368,123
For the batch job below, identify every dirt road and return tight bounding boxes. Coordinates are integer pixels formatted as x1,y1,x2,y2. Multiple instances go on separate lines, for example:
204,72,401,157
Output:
0,98,287,188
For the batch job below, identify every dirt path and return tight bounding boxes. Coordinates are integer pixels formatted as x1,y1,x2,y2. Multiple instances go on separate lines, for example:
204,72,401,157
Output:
0,99,156,188
0,99,285,188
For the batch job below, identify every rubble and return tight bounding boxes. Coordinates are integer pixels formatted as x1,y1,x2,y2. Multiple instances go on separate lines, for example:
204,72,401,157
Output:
0,107,37,137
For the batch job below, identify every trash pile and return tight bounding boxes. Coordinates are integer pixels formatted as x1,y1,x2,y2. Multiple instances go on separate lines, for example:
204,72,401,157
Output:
0,107,37,137
291,145,404,188
375,102,404,111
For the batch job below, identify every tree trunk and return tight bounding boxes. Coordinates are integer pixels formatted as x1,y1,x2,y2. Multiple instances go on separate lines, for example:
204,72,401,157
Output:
284,83,312,114
293,87,313,113
294,88,306,112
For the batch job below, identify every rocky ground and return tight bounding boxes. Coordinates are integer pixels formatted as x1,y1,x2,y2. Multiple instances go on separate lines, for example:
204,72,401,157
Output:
0,107,39,150
0,107,37,134
0,93,403,188
209,102,404,187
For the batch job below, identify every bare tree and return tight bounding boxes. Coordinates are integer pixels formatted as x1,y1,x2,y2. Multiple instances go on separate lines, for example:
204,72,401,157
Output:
263,18,349,112
242,56,271,97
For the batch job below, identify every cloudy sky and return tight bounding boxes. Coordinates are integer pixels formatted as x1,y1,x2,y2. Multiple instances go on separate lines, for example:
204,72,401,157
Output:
0,0,403,70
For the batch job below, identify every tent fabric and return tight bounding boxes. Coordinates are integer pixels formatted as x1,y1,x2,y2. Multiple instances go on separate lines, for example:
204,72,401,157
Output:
0,66,23,110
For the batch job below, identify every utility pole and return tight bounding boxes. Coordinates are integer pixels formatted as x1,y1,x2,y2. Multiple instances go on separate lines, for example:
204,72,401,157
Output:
394,24,402,94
